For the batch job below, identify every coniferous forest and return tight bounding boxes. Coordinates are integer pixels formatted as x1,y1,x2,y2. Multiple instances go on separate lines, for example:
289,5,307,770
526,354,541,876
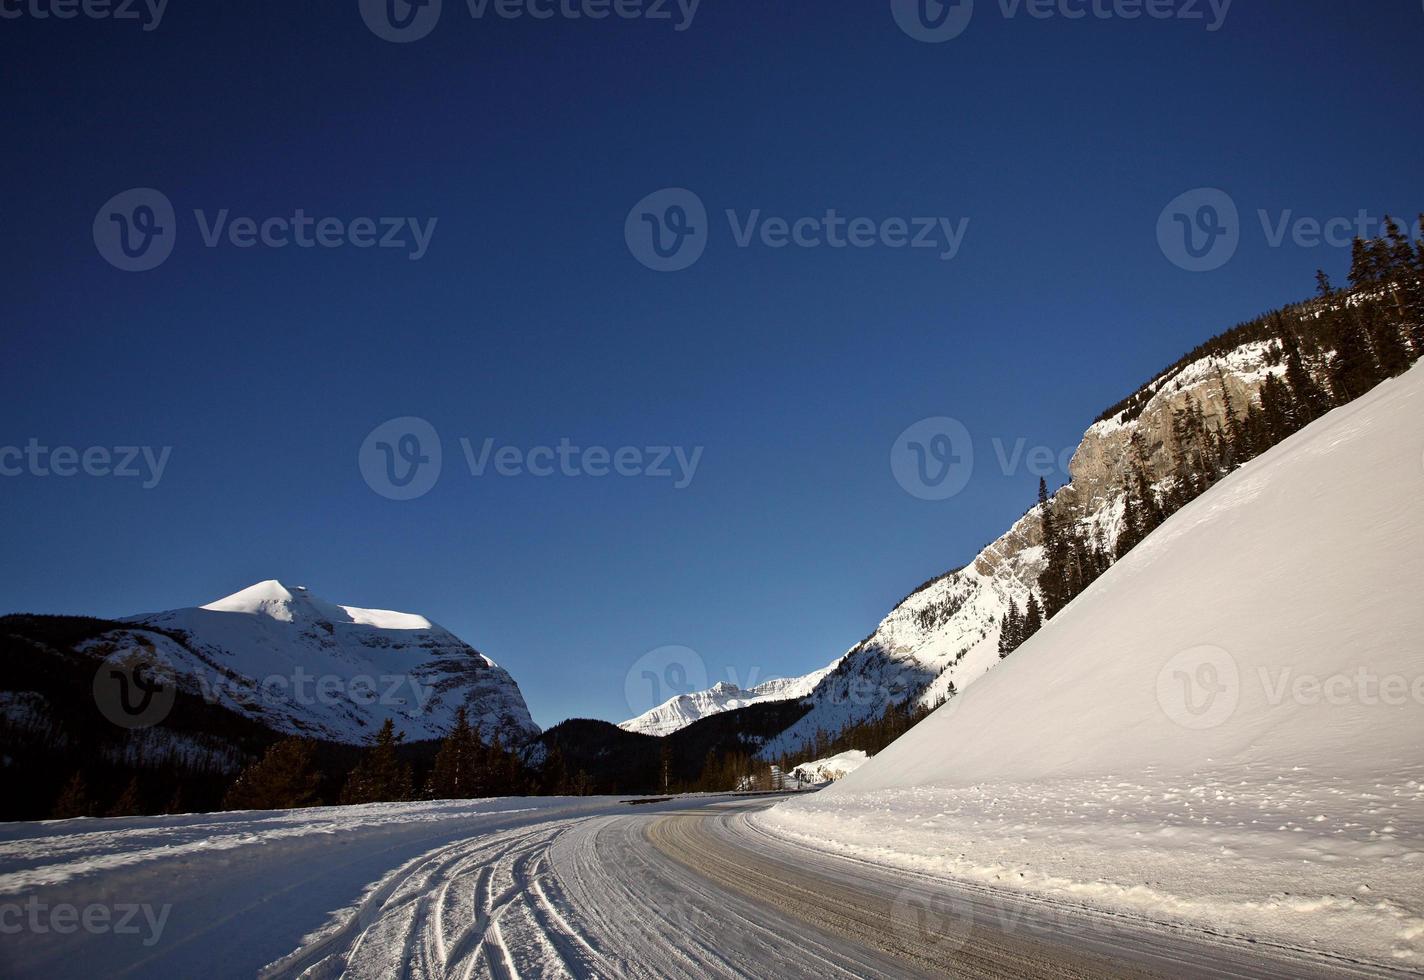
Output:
1001,218,1424,646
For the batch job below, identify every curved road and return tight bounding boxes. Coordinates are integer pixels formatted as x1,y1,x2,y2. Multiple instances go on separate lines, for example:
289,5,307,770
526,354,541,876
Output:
0,796,1403,979
276,797,1398,979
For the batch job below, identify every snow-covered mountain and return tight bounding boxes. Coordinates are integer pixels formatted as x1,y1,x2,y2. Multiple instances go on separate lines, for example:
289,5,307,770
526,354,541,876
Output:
619,338,1302,752
757,338,1295,758
763,362,1424,967
618,659,840,736
80,580,539,744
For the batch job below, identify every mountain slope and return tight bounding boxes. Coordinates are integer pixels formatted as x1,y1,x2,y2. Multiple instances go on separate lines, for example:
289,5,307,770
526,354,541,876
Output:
757,340,1291,757
618,659,840,736
762,363,1424,967
83,580,539,745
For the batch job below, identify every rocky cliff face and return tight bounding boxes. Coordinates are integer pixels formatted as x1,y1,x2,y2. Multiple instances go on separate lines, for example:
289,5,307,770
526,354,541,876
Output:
759,339,1290,758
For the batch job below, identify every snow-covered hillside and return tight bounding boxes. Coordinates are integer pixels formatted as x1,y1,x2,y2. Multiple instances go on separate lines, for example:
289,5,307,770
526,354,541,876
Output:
761,364,1424,966
82,580,538,744
759,339,1290,758
619,659,840,736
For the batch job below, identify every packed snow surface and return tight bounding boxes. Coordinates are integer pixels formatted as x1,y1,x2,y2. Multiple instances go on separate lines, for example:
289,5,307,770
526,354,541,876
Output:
762,364,1424,967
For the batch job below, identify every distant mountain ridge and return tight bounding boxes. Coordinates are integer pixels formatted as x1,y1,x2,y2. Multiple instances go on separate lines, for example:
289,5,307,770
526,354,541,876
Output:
618,659,841,736
92,580,539,744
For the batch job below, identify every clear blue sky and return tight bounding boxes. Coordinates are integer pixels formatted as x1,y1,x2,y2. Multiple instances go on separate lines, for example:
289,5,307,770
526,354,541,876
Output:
3,1,1420,728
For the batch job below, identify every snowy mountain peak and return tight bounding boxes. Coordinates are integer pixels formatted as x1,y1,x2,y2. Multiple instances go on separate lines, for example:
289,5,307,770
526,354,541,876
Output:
77,581,541,744
199,580,436,632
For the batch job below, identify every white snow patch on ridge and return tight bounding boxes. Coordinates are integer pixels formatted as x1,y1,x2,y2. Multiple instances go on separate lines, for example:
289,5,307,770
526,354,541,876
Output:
201,580,436,632
761,363,1424,968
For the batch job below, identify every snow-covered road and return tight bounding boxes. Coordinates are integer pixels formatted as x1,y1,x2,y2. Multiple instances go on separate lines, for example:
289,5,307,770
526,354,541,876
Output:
0,796,1404,978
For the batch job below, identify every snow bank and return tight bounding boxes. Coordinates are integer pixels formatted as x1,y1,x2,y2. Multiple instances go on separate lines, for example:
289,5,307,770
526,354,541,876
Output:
761,364,1424,968
789,750,869,785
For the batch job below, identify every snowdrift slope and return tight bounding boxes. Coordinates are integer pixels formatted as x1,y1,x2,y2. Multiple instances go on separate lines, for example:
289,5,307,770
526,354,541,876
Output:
763,364,1424,967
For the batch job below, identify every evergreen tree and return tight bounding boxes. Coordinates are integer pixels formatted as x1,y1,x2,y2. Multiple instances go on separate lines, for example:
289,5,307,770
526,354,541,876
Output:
1414,216,1424,356
542,743,569,796
1282,331,1328,426
1022,594,1043,642
1314,269,1334,299
1038,478,1071,618
1116,484,1145,561
429,707,486,800
225,738,324,811
1329,307,1378,404
107,777,143,817
998,599,1021,658
1258,371,1293,441
1362,301,1410,379
340,720,413,805
51,771,92,819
